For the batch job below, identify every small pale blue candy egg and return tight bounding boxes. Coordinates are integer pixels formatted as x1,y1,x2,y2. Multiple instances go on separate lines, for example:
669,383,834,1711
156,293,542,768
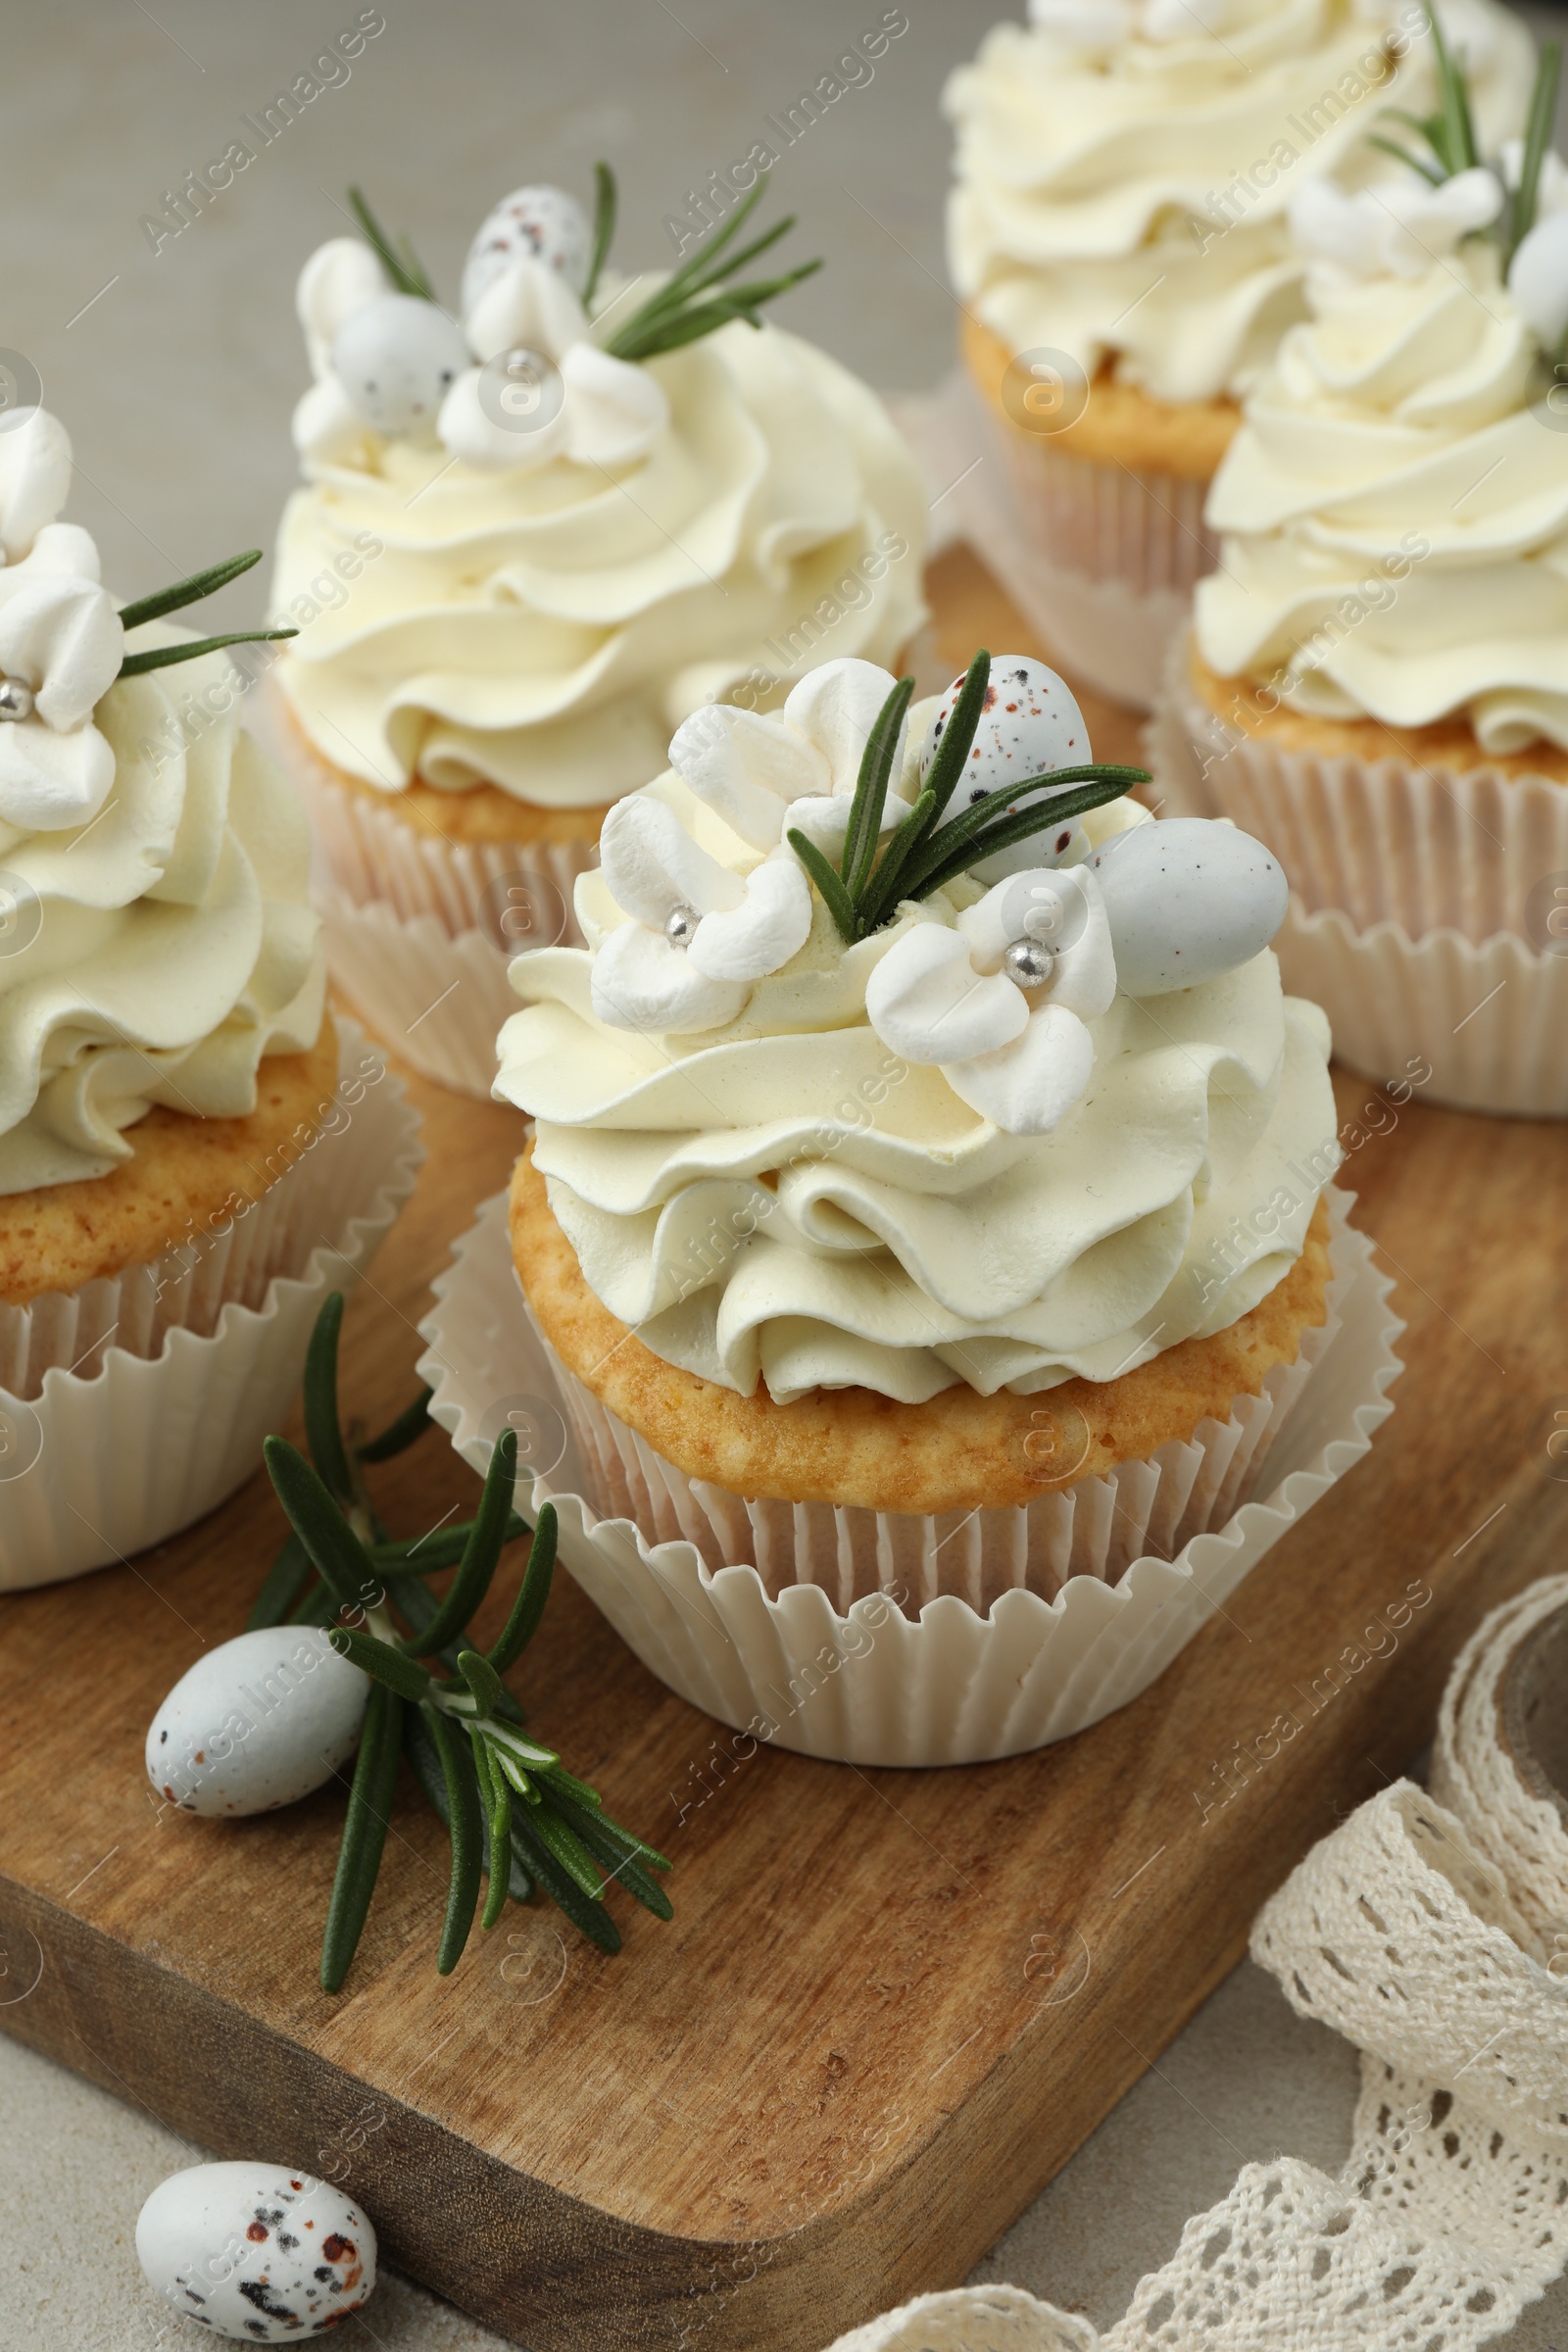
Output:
146,1627,368,1818
331,293,469,435
923,656,1095,882
1091,818,1289,996
137,2162,376,2341
462,184,593,314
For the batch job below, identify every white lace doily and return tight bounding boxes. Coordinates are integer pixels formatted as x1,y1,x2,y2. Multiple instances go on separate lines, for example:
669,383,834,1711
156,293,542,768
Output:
828,1577,1568,2352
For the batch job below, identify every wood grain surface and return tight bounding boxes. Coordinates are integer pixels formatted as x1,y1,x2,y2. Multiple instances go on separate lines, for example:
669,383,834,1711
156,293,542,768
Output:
1,550,1561,2352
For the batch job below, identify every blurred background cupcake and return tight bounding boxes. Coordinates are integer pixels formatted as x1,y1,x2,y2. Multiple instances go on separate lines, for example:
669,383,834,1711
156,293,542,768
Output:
0,406,420,1591
267,172,929,1097
421,651,1401,1764
1154,30,1568,1114
944,0,1536,709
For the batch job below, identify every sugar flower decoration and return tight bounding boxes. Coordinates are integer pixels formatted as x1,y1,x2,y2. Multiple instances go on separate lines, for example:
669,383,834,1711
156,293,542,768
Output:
667,659,912,854
1288,171,1504,290
292,172,818,479
589,795,812,1035
0,520,122,829
864,866,1116,1135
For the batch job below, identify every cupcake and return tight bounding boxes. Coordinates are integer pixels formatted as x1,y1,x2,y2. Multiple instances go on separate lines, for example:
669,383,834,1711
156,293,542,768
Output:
0,406,421,1592
269,175,928,1097
944,0,1535,708
1161,43,1568,1113
437,650,1404,1763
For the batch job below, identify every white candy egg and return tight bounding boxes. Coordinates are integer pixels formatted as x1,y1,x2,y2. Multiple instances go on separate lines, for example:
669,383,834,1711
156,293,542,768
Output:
331,293,469,436
462,185,593,315
923,656,1095,882
146,1627,368,1818
1091,818,1288,996
137,2162,376,2341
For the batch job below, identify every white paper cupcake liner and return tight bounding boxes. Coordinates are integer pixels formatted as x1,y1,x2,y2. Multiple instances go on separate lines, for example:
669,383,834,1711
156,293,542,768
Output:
1274,901,1568,1117
957,372,1216,710
1149,630,1568,1113
1152,625,1568,943
261,687,595,1099
0,1015,423,1592
416,1187,1401,1765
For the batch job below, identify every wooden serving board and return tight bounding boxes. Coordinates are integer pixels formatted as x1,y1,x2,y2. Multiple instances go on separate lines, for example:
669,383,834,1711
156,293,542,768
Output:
2,550,1564,2352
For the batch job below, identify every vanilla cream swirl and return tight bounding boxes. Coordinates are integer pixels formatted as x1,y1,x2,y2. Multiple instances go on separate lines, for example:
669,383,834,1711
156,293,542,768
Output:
272,321,926,807
0,638,324,1194
945,0,1534,405
495,771,1338,1405
1196,242,1568,748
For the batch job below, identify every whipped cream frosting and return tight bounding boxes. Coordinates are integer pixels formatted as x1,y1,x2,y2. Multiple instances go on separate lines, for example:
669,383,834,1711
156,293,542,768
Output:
496,680,1338,1405
945,0,1535,405
0,410,323,1194
1195,240,1568,749
272,318,927,807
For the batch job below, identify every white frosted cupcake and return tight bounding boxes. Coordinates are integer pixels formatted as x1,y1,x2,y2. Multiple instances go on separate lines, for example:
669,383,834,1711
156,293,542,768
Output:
0,406,420,1591
416,652,1403,1763
945,0,1535,706
268,176,928,1095
1159,54,1568,1113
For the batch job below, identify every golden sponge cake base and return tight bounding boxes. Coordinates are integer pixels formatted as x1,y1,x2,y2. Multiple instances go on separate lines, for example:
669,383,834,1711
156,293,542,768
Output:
0,1020,340,1307
961,312,1239,485
510,1147,1332,1518
278,702,612,849
1189,645,1568,784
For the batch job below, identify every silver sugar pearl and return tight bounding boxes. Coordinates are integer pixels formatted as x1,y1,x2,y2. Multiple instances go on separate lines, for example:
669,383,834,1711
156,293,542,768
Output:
1003,936,1055,988
0,677,34,723
664,903,701,948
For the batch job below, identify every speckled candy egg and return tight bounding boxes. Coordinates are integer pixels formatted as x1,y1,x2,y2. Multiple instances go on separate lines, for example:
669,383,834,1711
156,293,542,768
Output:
923,656,1094,882
1091,818,1289,996
462,184,593,315
136,2162,376,2341
146,1627,368,1817
331,292,469,436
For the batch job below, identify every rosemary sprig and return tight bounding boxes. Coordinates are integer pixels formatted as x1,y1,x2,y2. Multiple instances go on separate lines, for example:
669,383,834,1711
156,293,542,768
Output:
786,650,1150,946
348,182,436,301
584,159,616,309
1511,41,1562,262
254,1293,671,1989
599,169,821,364
115,545,296,680
1372,14,1562,263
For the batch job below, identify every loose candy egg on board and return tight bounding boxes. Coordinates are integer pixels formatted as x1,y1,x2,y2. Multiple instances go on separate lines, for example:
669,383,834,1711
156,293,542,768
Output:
136,2163,376,2341
1091,818,1289,996
462,185,593,315
146,1627,368,1817
923,656,1095,882
331,293,469,436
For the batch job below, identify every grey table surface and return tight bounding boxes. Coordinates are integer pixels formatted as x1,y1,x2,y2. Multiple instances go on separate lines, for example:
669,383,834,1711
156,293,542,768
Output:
3,2,1567,2346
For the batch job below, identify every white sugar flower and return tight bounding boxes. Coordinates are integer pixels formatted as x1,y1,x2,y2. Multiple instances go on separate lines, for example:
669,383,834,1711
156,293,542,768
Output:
292,222,669,475
0,523,123,829
668,659,912,855
590,795,812,1035
1289,171,1503,289
0,407,73,565
864,867,1115,1135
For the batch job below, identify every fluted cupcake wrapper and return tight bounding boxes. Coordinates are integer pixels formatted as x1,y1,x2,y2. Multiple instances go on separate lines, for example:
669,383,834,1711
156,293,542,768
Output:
417,1188,1401,1765
0,1015,423,1592
956,372,1214,711
260,686,594,1099
1152,626,1568,942
1149,629,1568,1115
